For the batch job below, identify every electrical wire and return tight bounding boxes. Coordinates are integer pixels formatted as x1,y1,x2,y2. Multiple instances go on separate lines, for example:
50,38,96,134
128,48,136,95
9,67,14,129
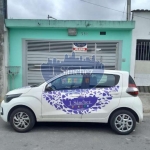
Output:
80,0,150,21
122,0,126,20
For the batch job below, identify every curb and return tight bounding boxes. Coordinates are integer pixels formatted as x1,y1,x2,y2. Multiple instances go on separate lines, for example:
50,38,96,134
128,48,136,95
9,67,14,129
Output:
144,113,150,116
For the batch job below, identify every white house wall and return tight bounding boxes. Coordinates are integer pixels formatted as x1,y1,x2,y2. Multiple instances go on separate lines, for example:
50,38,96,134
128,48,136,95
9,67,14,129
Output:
131,12,150,86
135,61,150,86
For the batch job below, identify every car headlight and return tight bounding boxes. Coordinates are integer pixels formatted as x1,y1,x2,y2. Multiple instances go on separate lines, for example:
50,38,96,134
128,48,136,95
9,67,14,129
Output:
4,94,22,103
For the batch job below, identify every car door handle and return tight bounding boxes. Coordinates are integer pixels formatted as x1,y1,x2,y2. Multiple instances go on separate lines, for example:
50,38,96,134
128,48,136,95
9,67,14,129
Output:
70,94,80,97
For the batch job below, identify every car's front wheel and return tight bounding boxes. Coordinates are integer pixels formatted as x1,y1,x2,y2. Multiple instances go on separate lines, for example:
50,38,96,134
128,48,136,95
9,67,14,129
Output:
110,110,136,135
9,107,35,132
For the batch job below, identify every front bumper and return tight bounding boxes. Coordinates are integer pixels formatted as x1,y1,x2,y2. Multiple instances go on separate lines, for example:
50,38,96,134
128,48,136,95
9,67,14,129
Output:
0,100,9,122
0,106,3,115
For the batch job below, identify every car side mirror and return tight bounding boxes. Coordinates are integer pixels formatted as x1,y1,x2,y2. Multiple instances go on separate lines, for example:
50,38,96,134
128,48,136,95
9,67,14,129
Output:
45,83,53,91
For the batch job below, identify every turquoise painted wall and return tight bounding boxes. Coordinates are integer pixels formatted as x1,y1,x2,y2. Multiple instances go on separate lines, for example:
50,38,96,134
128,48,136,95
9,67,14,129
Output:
8,28,132,89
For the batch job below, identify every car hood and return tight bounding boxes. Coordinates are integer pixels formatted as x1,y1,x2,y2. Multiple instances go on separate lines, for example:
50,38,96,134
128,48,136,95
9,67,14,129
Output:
6,86,32,95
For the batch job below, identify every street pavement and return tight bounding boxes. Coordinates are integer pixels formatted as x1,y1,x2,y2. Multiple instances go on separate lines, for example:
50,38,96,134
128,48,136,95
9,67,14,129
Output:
0,116,150,150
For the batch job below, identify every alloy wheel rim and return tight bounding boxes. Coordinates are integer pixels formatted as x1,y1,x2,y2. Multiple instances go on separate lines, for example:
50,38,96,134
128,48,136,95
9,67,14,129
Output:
13,112,30,130
115,114,133,132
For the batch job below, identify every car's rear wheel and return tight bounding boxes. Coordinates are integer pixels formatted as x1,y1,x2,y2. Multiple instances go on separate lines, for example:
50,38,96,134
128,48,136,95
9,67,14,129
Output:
10,107,35,132
110,110,136,135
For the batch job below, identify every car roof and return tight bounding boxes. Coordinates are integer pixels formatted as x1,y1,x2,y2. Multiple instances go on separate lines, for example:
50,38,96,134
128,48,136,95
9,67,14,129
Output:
63,69,129,74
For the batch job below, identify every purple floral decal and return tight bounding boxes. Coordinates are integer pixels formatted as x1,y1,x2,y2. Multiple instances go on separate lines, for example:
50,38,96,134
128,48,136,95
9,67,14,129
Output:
43,86,119,114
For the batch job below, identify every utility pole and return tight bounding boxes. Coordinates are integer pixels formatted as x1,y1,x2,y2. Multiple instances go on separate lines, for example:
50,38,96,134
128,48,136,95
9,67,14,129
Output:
127,0,131,21
3,0,7,19
0,0,7,101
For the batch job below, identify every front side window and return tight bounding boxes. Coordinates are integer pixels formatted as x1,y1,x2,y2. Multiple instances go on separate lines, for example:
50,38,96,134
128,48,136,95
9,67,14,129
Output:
46,74,83,90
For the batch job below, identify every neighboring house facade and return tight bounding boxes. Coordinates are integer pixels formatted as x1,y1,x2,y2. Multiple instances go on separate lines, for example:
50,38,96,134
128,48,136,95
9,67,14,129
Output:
131,10,150,92
4,19,135,91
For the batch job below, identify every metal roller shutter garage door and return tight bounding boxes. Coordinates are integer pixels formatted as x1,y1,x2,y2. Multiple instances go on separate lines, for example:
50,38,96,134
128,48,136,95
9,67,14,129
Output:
26,40,119,85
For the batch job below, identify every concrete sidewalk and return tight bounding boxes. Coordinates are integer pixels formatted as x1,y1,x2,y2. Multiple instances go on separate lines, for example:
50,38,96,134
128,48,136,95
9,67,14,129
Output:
139,93,150,113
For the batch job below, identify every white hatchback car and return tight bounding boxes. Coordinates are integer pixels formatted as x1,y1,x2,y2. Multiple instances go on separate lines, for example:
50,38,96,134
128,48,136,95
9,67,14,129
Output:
0,69,143,134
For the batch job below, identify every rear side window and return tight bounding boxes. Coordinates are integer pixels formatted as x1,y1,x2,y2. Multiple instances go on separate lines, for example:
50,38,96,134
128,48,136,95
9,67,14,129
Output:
129,75,136,87
129,75,136,84
89,73,120,88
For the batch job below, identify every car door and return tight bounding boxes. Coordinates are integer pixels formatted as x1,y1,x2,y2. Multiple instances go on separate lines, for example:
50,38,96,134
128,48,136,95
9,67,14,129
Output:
81,72,122,121
41,73,84,121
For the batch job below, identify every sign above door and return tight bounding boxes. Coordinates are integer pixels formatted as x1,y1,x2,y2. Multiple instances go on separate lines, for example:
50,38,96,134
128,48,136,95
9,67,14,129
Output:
73,43,87,52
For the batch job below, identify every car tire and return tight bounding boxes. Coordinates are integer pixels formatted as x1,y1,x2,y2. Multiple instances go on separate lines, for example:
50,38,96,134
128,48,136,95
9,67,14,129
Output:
9,107,35,133
110,110,136,135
